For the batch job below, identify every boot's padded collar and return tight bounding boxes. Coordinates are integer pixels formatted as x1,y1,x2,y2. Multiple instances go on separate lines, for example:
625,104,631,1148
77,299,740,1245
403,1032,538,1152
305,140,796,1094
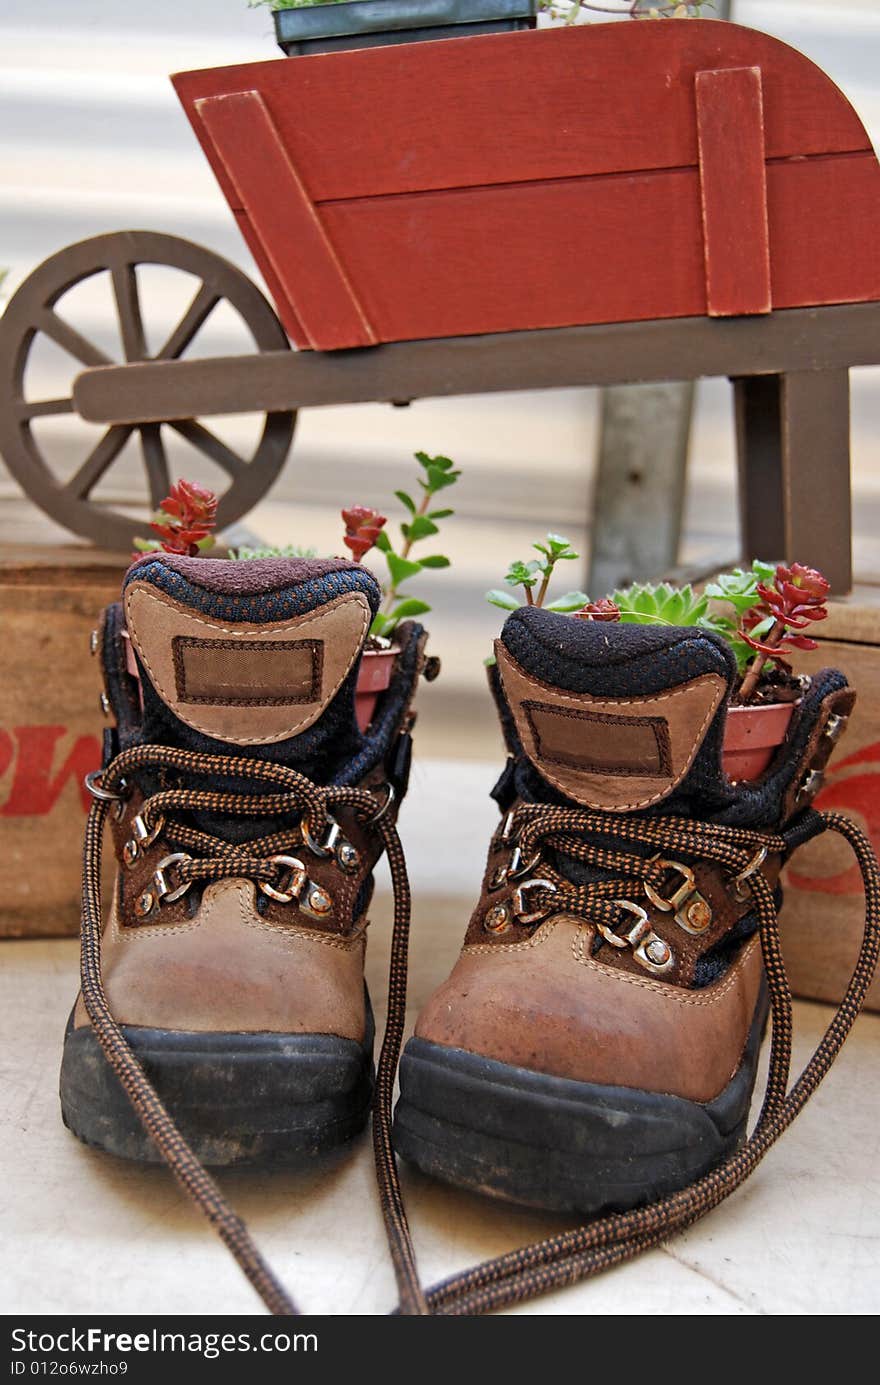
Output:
495,642,727,811
125,581,372,746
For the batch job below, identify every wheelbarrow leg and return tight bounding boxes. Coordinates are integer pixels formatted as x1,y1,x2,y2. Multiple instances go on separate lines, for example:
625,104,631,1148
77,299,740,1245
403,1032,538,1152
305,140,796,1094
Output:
733,370,852,593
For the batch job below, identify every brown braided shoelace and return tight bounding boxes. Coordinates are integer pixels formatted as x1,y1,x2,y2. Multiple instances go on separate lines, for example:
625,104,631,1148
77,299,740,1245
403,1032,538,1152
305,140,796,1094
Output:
81,746,880,1316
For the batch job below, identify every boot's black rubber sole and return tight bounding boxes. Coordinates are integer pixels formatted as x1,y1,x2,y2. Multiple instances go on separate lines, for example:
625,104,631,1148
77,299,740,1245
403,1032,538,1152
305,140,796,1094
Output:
393,989,767,1215
60,998,375,1167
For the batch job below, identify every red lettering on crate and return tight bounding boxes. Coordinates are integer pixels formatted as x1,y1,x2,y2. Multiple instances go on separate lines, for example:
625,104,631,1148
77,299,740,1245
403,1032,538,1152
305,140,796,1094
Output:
788,741,880,896
0,726,101,817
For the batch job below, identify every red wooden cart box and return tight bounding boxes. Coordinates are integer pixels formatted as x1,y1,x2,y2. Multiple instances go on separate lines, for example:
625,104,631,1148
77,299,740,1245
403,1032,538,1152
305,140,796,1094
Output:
173,20,880,353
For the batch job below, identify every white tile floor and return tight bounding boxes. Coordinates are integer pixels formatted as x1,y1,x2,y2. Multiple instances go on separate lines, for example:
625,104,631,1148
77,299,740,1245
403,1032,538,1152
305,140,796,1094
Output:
1,762,878,1317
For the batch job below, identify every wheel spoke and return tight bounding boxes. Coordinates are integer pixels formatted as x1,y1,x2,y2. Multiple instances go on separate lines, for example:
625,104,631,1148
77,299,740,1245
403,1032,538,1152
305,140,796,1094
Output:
16,396,74,420
140,424,171,508
155,283,220,361
64,425,132,499
38,309,113,368
170,420,245,478
111,262,147,362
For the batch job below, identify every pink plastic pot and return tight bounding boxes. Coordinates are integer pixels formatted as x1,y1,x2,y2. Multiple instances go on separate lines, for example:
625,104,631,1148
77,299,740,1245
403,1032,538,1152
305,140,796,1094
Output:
355,648,398,732
722,701,796,782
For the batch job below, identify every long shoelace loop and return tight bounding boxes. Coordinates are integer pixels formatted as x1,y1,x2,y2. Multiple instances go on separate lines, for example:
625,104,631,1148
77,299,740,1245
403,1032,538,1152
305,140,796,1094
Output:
81,752,879,1317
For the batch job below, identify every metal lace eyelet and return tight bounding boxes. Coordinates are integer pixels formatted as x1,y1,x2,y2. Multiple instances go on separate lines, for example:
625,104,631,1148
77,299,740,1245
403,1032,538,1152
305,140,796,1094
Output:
84,770,126,804
799,768,825,800
302,816,342,859
499,810,519,845
487,864,509,892
512,878,558,925
364,782,395,825
153,853,193,904
131,811,164,849
259,855,308,905
507,845,541,882
824,712,847,744
597,900,652,949
732,845,768,902
644,858,713,935
598,901,675,975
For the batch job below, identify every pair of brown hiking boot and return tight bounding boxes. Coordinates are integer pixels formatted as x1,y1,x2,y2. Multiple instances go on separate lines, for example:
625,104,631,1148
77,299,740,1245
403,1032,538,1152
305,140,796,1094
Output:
61,554,878,1315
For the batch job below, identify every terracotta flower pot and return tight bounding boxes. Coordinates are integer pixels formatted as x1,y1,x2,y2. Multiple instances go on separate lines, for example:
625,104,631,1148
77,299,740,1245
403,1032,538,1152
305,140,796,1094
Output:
722,701,796,782
355,647,398,732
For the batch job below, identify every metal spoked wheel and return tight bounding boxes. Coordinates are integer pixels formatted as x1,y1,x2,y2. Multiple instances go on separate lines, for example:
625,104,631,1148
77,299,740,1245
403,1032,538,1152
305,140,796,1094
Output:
0,230,296,551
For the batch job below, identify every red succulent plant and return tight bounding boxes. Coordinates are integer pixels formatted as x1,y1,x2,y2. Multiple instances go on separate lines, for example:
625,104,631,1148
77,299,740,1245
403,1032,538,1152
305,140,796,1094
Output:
342,505,387,562
575,598,621,622
737,561,830,702
149,480,218,556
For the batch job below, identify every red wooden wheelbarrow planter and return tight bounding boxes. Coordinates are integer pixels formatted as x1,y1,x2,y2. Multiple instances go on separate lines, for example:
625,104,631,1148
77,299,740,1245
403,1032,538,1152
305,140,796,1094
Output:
1,21,879,586
173,21,880,351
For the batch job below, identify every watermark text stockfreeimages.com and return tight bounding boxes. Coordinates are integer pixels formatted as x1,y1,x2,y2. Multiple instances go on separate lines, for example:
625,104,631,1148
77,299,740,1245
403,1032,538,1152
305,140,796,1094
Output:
10,1327,317,1363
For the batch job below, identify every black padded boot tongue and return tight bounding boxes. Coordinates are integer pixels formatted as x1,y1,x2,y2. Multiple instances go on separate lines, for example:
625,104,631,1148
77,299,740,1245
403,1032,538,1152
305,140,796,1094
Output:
496,606,737,813
122,553,381,779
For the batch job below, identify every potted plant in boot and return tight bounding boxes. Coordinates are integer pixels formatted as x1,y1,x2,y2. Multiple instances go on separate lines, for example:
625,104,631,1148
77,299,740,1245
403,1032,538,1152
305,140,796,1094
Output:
256,0,539,58
488,551,831,782
132,452,457,733
591,562,831,781
342,449,458,729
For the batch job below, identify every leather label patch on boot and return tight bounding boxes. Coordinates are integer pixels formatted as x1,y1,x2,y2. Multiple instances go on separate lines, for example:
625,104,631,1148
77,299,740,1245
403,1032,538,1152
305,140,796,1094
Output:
495,643,727,811
173,638,322,706
526,704,673,778
125,582,371,745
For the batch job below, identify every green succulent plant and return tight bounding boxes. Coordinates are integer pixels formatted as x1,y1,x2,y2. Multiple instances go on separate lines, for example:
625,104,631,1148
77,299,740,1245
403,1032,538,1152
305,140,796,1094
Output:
228,544,318,560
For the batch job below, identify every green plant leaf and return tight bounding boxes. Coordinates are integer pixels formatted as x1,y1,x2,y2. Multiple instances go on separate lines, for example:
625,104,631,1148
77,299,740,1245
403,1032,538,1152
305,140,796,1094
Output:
546,590,590,612
419,554,451,569
389,598,431,620
533,533,578,562
386,552,423,588
486,589,521,611
370,612,391,639
419,464,460,494
751,558,776,582
373,529,392,552
405,515,439,542
415,451,455,472
394,490,416,514
505,559,540,588
705,566,764,618
428,508,454,520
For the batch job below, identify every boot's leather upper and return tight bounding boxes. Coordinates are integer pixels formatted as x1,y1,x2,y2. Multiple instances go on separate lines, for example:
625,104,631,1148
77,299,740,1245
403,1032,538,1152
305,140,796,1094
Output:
415,607,854,1102
80,553,429,1040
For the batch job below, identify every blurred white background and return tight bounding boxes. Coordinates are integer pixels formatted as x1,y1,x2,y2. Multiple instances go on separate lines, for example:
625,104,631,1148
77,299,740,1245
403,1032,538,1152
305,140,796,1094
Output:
1,1,879,748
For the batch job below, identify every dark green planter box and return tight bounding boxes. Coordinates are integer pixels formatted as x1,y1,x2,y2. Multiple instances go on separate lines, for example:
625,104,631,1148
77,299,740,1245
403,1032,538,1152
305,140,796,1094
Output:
274,0,538,57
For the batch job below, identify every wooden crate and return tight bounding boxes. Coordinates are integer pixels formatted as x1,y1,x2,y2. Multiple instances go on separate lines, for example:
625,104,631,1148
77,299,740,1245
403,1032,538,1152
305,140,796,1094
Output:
778,585,880,1011
0,548,126,937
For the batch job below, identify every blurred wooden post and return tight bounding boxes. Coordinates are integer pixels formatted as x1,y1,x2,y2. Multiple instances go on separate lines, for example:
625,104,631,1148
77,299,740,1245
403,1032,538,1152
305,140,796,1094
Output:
588,381,695,596
587,0,732,598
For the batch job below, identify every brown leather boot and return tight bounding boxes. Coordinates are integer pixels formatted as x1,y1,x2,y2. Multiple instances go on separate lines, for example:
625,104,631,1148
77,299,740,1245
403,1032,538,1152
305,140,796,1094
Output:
61,552,429,1166
394,606,854,1214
